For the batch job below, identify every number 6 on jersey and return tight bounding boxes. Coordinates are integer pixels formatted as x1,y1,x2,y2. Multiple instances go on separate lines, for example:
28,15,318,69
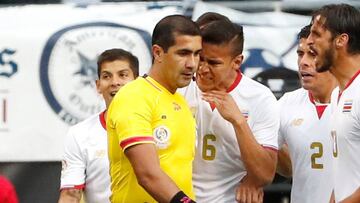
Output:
202,134,216,160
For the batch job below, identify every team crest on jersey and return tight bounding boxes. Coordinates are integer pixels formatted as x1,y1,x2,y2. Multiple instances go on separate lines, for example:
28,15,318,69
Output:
39,22,151,125
241,110,249,120
153,125,171,149
342,100,353,113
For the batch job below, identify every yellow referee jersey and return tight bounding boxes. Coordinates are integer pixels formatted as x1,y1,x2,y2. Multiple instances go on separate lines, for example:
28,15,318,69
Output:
107,76,196,203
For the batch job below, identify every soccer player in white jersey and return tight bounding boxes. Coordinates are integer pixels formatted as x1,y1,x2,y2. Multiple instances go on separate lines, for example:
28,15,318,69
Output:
277,25,337,203
183,17,279,203
58,49,138,203
307,4,360,202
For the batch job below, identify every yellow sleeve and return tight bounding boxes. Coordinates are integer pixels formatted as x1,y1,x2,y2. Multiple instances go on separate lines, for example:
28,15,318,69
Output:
107,84,155,151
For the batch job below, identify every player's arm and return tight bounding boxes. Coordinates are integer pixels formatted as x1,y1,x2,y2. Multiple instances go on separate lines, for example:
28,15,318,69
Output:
277,144,292,177
231,115,277,186
202,90,277,186
58,189,82,203
58,128,86,203
125,143,195,203
340,187,360,203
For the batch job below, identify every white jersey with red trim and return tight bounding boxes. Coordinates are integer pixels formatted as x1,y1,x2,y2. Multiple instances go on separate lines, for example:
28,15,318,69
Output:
331,71,360,202
182,73,279,203
60,111,110,203
278,88,333,203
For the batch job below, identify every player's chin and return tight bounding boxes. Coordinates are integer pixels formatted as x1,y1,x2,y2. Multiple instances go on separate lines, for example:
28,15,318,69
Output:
197,83,214,92
177,79,192,88
302,82,314,91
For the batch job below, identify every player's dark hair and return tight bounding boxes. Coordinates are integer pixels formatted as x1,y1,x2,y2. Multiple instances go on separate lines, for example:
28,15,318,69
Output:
201,19,244,57
196,12,228,28
311,3,360,54
298,24,311,40
97,48,139,78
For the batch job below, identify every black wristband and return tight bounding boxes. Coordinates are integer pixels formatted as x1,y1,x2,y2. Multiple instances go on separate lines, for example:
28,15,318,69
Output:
170,191,196,203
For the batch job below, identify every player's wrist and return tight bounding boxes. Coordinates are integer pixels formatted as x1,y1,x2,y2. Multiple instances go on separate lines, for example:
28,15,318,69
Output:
231,116,247,126
170,191,196,203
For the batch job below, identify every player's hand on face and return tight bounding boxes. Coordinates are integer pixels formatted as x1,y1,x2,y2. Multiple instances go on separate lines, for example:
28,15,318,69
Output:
235,175,264,203
201,90,244,124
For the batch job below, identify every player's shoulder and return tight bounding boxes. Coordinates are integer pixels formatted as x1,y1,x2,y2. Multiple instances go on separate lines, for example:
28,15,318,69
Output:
68,112,102,135
279,88,307,103
278,88,310,108
237,75,276,99
243,75,273,93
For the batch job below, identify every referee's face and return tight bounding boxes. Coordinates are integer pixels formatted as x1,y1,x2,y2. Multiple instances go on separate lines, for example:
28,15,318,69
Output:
161,34,202,92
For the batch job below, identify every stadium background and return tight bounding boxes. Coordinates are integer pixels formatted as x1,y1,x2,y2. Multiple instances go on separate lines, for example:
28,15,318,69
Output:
0,0,358,202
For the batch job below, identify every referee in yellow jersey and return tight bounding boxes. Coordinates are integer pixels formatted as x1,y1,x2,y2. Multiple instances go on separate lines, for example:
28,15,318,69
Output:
107,15,202,203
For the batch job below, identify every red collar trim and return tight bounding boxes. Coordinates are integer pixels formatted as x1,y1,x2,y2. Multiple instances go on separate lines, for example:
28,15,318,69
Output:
344,69,360,90
227,70,242,93
308,92,328,119
210,70,242,111
338,69,360,102
308,91,315,104
99,110,106,130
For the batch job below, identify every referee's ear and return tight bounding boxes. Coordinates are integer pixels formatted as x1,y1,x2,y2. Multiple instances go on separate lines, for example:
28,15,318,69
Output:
152,44,164,64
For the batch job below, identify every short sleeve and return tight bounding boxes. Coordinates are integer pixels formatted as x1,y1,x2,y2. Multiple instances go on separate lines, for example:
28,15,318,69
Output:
60,127,86,190
108,88,155,151
252,92,280,150
277,94,288,147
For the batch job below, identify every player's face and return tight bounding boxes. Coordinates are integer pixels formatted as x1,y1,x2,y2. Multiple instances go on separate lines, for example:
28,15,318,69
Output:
298,38,319,90
196,42,242,92
96,59,135,108
307,15,335,73
298,38,334,92
161,34,202,92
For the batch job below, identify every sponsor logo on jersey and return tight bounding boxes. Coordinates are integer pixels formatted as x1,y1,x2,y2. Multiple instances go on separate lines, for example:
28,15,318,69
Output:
343,100,353,113
95,149,106,158
40,22,151,125
291,118,304,126
190,106,197,118
153,125,171,149
173,102,181,111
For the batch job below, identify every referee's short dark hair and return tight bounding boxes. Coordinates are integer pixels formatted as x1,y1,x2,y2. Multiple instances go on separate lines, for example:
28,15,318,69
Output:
152,15,201,52
97,48,139,78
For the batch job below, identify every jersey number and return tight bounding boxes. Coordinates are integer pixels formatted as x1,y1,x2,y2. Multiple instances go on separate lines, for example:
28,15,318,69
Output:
310,142,323,169
331,130,338,158
202,134,216,160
